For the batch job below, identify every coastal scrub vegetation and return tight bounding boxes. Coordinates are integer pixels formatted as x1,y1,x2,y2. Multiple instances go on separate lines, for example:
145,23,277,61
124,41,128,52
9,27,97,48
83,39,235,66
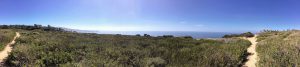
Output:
256,30,300,67
223,32,255,38
0,29,15,51
0,24,65,32
0,25,251,67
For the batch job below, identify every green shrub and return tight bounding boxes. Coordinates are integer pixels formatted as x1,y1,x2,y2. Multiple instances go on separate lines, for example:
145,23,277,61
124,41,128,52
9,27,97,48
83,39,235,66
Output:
4,29,251,67
223,32,254,38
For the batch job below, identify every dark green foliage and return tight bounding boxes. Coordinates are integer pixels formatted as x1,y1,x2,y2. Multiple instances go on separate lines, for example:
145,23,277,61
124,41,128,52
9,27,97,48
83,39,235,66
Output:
5,30,251,67
240,32,254,37
143,34,151,37
223,32,254,38
162,35,174,38
0,24,65,32
135,34,141,37
182,36,193,39
223,34,240,38
0,25,9,29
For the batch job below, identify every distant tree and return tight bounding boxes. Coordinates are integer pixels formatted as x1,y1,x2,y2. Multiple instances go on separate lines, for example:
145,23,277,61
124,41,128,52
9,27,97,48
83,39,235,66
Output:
43,25,52,31
262,29,279,33
222,35,230,38
34,24,42,29
2,25,8,29
136,34,141,37
241,32,254,37
47,25,51,28
25,26,35,30
183,36,193,39
0,24,65,32
223,32,254,38
222,34,240,38
162,35,174,38
144,34,151,37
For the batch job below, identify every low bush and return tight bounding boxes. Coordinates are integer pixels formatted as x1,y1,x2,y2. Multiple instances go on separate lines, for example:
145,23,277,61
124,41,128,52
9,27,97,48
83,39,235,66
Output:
223,32,254,38
4,30,251,67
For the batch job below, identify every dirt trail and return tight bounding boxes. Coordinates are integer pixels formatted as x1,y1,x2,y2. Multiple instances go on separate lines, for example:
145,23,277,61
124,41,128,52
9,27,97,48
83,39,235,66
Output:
243,35,258,67
0,32,20,63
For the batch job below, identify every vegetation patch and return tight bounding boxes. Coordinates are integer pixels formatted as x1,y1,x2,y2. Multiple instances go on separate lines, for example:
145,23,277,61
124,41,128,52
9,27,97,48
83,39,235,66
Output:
0,29,15,51
223,32,254,38
2,29,251,67
0,25,252,67
256,30,300,67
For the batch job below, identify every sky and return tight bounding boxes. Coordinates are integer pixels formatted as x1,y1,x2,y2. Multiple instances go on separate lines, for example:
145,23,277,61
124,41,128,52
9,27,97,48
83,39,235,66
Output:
0,0,299,32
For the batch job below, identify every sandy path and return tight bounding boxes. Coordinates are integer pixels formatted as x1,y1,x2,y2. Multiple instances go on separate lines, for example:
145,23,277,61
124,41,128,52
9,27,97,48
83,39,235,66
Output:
0,32,20,63
243,35,258,67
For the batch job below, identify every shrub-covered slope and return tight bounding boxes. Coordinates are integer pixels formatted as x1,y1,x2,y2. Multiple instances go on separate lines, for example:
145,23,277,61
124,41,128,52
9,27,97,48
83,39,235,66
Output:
257,30,300,67
0,29,15,51
4,30,251,67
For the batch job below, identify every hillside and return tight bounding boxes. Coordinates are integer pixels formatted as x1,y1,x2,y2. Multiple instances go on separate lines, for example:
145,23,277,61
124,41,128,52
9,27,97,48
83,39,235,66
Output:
0,25,252,67
257,30,300,67
0,30,16,51
5,30,251,67
0,32,20,63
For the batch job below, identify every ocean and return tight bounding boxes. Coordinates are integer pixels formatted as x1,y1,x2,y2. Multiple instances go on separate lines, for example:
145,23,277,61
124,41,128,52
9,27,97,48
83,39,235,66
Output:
95,31,237,39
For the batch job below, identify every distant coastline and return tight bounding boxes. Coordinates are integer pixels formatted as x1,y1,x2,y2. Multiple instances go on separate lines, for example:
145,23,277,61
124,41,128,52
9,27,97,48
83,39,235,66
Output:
75,31,238,39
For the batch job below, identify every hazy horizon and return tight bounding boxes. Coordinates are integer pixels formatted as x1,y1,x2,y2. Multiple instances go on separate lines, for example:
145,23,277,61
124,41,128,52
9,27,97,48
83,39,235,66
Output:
0,0,299,66
0,0,300,32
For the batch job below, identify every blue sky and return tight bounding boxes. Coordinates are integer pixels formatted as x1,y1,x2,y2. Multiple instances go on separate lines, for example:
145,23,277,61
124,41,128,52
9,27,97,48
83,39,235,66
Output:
0,0,299,32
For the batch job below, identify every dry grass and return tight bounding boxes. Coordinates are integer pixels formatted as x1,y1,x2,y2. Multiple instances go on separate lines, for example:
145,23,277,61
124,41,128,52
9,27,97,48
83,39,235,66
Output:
5,30,251,67
0,29,15,51
257,30,300,67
